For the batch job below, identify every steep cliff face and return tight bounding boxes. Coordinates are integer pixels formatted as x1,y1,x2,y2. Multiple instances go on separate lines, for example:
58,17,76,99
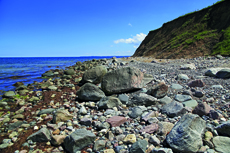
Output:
133,0,230,59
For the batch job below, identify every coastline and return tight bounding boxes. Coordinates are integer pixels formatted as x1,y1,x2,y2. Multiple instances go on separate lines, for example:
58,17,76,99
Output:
0,55,230,153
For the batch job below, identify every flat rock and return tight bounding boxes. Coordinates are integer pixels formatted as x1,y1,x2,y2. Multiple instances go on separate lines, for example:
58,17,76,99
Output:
63,128,96,152
64,69,75,75
27,128,51,142
37,108,55,116
106,116,127,127
157,122,174,136
129,93,158,106
140,123,159,134
177,74,189,80
101,67,150,94
128,106,147,119
180,63,196,70
93,140,106,151
188,79,205,87
166,113,206,153
8,121,23,130
118,94,129,104
174,94,192,102
77,83,105,101
123,134,136,144
182,99,198,109
81,65,107,84
152,148,173,153
98,96,122,109
142,111,159,122
159,96,172,104
2,91,15,98
52,109,73,124
212,136,230,153
146,82,168,98
170,83,183,90
161,101,187,118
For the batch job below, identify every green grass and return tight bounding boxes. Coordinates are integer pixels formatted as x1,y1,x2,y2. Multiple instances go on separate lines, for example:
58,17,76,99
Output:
212,26,230,55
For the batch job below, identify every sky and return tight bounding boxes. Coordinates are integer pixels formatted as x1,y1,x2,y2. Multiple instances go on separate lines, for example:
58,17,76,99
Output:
0,0,221,57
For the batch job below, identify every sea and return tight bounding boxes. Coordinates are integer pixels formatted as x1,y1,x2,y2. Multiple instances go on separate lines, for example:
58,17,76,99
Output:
0,56,128,97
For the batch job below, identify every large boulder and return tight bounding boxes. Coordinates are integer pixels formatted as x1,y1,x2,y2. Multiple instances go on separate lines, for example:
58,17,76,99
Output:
166,114,206,153
77,83,105,101
81,66,107,84
215,120,230,137
101,67,152,94
98,96,122,109
63,129,96,153
212,136,230,153
216,68,230,78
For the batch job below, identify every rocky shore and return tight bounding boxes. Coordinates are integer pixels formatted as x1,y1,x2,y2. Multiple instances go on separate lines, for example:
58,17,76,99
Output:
0,55,230,153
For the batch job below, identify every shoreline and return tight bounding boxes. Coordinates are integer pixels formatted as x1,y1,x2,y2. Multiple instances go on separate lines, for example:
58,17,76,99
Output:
0,55,230,153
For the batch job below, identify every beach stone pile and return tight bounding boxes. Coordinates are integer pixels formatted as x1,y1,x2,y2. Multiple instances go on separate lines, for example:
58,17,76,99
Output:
0,55,230,153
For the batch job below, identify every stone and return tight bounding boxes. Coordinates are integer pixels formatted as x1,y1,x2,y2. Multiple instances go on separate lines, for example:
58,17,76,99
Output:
106,116,127,127
152,148,173,153
193,91,204,98
174,94,192,102
180,63,196,70
215,120,230,137
205,68,222,77
93,140,106,151
42,71,54,77
81,65,107,84
192,103,212,116
177,74,189,80
129,93,158,106
79,106,87,115
188,79,205,87
98,96,122,109
77,83,105,101
161,101,187,118
142,111,158,122
130,139,148,153
48,86,57,90
211,85,223,88
216,68,230,78
182,100,198,109
149,135,160,146
212,136,230,153
170,83,183,90
13,82,24,87
37,108,55,116
52,109,73,124
64,69,75,75
101,67,151,94
128,106,147,119
118,94,129,104
27,128,51,142
51,135,66,146
157,122,174,136
0,102,8,107
123,134,136,144
205,131,213,141
166,113,206,153
8,121,23,130
147,82,168,98
12,114,25,120
104,149,115,153
63,129,96,152
159,96,172,104
2,91,15,98
209,110,220,120
80,117,92,126
140,123,159,134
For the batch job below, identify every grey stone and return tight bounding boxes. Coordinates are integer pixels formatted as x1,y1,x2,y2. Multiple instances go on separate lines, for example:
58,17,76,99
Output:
37,108,55,116
177,74,189,80
128,106,147,119
193,91,204,98
159,96,172,104
27,128,51,142
77,83,105,101
149,135,160,146
129,93,158,106
8,121,23,130
157,122,174,136
48,86,57,90
205,68,222,77
216,68,230,78
182,100,198,109
180,63,196,70
64,69,75,75
42,71,54,77
63,128,96,153
147,82,168,98
215,120,230,137
118,94,129,104
166,113,206,153
2,91,15,98
174,94,192,102
212,136,230,153
130,139,148,153
211,85,223,89
52,109,73,124
170,83,183,90
161,101,187,118
101,67,150,94
93,140,106,151
81,66,107,84
98,96,122,109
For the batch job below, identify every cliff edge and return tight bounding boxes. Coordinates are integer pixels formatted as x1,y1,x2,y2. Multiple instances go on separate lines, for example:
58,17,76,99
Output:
133,0,230,59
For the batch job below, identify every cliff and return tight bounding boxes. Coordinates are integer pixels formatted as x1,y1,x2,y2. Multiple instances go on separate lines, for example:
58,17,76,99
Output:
132,0,230,59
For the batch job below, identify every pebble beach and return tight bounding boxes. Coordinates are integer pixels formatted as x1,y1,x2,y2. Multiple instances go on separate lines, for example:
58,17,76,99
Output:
0,55,230,153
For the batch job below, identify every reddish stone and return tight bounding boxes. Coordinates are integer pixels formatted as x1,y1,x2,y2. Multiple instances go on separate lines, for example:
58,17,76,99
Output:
188,79,205,87
106,116,127,127
140,123,159,134
192,103,212,116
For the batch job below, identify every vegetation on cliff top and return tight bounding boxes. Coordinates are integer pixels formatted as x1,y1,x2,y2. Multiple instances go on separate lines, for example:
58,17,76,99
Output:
133,0,230,58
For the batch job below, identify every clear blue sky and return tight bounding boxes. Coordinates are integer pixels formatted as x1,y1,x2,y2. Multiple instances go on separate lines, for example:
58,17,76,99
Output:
0,0,220,57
